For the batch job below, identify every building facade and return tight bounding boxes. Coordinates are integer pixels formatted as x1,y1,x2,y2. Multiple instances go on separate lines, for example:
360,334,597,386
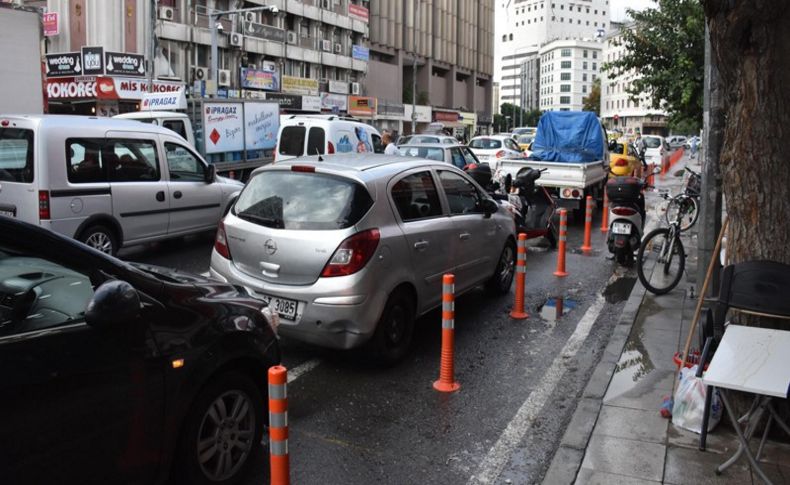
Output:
368,0,495,136
538,38,601,111
600,22,668,136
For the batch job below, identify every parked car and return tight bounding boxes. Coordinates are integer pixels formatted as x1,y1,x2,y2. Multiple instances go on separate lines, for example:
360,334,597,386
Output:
209,154,517,364
641,135,670,171
275,114,383,162
608,138,642,177
0,216,280,484
516,134,535,153
397,134,460,145
398,143,481,169
666,135,688,149
0,115,243,256
512,126,537,138
468,135,524,171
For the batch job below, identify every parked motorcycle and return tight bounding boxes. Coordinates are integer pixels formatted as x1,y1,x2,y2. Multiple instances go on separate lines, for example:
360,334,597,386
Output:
605,167,660,265
465,164,558,248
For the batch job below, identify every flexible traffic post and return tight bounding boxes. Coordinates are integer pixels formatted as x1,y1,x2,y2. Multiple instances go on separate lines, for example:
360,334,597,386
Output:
581,196,593,253
268,365,290,485
434,274,461,392
600,191,609,233
554,209,568,277
510,233,529,319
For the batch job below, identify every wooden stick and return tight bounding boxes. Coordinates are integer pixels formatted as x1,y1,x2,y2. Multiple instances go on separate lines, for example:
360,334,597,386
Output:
680,216,729,367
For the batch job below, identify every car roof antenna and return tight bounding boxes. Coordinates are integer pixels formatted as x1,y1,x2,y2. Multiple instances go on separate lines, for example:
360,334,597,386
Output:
314,147,323,162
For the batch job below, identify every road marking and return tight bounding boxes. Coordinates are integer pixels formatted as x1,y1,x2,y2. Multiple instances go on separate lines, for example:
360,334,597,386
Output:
287,358,321,384
468,294,607,485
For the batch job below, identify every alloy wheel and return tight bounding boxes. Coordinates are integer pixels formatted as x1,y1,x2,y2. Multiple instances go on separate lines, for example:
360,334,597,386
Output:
196,390,256,482
85,232,113,254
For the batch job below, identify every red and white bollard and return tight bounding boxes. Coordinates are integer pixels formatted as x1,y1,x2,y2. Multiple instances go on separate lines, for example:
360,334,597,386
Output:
434,274,460,392
581,196,594,253
268,366,290,485
510,233,529,319
554,210,568,277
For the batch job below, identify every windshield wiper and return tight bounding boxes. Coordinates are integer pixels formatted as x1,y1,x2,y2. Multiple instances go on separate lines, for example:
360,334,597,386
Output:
236,211,284,228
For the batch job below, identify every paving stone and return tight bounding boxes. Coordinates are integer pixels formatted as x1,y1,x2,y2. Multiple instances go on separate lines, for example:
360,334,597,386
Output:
593,405,668,444
579,434,665,482
583,361,616,400
562,398,602,450
665,423,743,456
754,438,790,466
663,445,752,485
542,445,584,485
603,367,674,412
575,468,661,485
754,463,789,485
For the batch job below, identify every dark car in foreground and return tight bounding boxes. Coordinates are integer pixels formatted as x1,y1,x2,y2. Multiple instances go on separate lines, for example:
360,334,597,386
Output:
0,216,280,484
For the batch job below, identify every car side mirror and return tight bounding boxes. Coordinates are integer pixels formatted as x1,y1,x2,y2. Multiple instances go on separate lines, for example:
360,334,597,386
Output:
482,198,498,218
608,140,617,151
85,280,140,329
205,164,216,184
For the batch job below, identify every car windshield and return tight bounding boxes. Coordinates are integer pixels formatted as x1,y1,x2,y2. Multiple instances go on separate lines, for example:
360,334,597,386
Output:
234,170,373,230
643,137,661,149
399,146,445,161
409,136,440,144
0,128,34,183
469,138,502,149
517,135,534,144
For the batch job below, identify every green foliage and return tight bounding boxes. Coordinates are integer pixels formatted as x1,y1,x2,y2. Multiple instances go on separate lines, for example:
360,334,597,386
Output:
417,91,430,105
602,0,704,131
582,78,601,115
402,85,413,104
499,103,542,128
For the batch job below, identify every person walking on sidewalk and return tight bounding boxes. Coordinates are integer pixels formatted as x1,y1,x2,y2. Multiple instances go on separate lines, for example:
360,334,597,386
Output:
690,136,699,160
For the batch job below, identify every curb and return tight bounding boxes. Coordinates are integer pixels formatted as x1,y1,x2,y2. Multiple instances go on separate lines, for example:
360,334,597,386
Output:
541,277,647,484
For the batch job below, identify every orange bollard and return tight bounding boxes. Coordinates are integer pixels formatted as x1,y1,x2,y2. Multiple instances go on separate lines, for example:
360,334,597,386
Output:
600,191,609,233
510,233,529,319
434,274,461,392
554,209,569,277
581,196,594,253
268,366,290,485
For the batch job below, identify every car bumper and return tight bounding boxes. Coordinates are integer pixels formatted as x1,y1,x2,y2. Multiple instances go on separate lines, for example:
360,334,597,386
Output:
209,250,388,350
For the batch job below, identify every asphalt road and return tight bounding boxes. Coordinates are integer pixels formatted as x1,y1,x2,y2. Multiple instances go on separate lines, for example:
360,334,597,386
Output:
120,201,638,484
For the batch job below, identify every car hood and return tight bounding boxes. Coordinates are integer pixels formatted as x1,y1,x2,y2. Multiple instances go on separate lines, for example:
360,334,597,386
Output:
217,175,245,187
129,262,217,285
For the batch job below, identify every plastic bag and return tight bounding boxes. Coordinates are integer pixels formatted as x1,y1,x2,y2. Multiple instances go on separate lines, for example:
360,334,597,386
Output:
671,365,722,433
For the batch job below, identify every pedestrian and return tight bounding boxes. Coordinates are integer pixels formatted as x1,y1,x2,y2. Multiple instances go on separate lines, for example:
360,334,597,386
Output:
690,136,699,160
382,131,400,155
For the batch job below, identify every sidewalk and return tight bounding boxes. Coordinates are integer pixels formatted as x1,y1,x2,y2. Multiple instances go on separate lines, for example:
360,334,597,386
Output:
543,156,790,484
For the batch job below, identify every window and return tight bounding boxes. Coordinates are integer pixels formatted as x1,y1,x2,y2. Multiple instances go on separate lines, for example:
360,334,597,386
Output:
582,85,587,93
561,61,571,69
561,72,571,80
592,51,598,59
306,127,325,155
391,171,443,222
583,61,588,70
583,73,588,81
560,96,571,104
438,171,483,215
165,143,205,182
560,84,571,92
592,62,597,70
561,48,571,57
583,50,588,58
66,138,160,183
162,119,188,139
278,126,306,156
509,33,513,40
0,128,34,183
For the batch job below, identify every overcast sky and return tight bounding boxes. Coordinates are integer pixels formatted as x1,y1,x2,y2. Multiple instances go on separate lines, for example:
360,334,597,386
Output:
610,0,655,22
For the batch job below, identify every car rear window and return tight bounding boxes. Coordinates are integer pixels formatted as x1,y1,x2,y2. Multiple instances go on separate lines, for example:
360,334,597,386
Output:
278,126,306,156
643,137,661,149
469,138,502,149
234,170,373,230
400,146,445,162
0,128,34,183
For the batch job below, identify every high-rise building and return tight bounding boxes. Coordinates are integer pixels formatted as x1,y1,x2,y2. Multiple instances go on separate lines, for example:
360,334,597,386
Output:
538,38,601,111
368,0,495,136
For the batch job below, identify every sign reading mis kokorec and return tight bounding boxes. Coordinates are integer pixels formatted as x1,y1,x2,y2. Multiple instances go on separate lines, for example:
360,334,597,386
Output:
105,52,146,77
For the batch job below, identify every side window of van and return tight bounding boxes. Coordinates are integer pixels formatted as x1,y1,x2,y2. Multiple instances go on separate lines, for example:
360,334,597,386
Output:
279,126,306,156
67,139,105,183
306,127,325,155
165,143,206,182
162,119,188,140
67,139,159,183
372,133,384,153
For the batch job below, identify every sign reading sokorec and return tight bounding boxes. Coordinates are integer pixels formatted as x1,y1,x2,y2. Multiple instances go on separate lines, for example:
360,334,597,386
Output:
46,77,97,99
104,52,145,77
45,52,83,78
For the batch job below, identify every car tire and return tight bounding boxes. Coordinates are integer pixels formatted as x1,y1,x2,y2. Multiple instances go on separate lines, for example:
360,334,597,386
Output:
486,239,516,295
369,289,416,366
79,225,118,256
174,371,264,485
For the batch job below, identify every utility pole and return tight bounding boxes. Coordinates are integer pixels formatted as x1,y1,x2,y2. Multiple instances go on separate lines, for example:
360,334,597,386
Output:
411,0,419,134
147,0,156,91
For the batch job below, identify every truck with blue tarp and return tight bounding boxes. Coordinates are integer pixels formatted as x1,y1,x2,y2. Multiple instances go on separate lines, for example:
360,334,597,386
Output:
495,111,610,212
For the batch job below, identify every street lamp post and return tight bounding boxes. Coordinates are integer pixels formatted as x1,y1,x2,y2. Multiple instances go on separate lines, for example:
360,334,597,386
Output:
411,0,420,134
210,5,279,97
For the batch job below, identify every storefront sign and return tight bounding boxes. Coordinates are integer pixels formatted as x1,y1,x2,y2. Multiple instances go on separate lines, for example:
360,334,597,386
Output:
348,96,377,117
96,76,184,100
405,104,432,123
140,88,186,111
348,4,369,22
377,101,405,118
240,67,279,91
266,92,301,110
328,80,349,95
46,77,96,100
434,110,461,122
203,103,244,154
242,89,266,100
320,92,348,112
81,46,105,76
45,52,82,78
244,102,279,151
459,111,476,127
43,12,59,37
301,95,322,112
245,22,286,43
352,45,369,62
281,76,319,96
104,51,145,77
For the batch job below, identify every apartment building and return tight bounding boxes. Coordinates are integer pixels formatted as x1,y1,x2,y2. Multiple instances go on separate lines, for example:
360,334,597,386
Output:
538,38,600,111
368,0,495,136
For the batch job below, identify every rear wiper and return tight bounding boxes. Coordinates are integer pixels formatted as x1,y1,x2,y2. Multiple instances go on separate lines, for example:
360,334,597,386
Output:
236,211,284,228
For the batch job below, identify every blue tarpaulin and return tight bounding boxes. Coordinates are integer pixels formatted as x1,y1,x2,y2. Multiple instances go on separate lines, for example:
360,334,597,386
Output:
530,111,605,163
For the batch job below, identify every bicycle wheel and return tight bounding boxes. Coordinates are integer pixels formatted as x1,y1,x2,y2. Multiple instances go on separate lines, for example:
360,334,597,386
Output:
637,227,686,295
664,195,699,232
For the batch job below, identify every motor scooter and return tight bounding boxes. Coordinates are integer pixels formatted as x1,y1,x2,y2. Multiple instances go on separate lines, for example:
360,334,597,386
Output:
605,166,660,265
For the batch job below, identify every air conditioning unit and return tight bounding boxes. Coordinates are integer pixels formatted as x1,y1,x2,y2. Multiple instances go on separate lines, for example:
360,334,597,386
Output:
286,31,297,44
322,39,332,52
334,43,342,54
351,82,360,95
229,32,244,48
158,6,174,20
218,69,231,87
244,11,257,23
262,61,277,72
192,66,208,81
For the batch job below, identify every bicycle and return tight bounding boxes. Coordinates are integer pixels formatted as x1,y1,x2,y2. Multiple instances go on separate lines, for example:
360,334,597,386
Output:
637,198,687,295
663,166,700,232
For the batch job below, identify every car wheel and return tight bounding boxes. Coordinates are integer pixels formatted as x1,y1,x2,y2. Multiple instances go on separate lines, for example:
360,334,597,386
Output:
369,290,415,366
174,371,264,485
79,225,118,255
486,239,516,295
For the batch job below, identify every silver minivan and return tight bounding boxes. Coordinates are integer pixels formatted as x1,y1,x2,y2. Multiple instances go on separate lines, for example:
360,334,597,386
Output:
209,154,516,364
0,115,242,254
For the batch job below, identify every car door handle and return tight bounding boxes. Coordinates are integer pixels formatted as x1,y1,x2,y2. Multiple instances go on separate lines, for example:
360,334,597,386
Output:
459,232,471,240
173,191,183,199
155,191,165,202
414,240,429,250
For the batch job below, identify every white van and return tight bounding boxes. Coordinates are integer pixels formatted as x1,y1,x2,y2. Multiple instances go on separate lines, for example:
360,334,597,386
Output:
0,115,243,255
275,115,383,162
114,111,196,147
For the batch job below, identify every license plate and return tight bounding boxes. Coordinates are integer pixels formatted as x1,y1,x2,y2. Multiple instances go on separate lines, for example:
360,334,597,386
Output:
0,209,15,218
612,222,632,235
259,294,298,320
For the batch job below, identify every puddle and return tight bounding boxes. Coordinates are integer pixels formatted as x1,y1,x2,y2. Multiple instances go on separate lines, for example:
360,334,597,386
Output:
570,248,602,256
536,296,577,324
607,323,658,399
602,276,636,303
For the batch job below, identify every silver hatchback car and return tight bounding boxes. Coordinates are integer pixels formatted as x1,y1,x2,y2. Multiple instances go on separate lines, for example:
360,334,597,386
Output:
209,154,516,363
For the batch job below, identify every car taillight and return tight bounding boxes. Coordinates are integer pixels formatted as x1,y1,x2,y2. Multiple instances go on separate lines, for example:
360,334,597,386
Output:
614,158,628,167
38,190,50,220
214,221,231,259
292,165,315,173
496,150,506,158
327,141,335,154
321,229,380,277
612,207,637,216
